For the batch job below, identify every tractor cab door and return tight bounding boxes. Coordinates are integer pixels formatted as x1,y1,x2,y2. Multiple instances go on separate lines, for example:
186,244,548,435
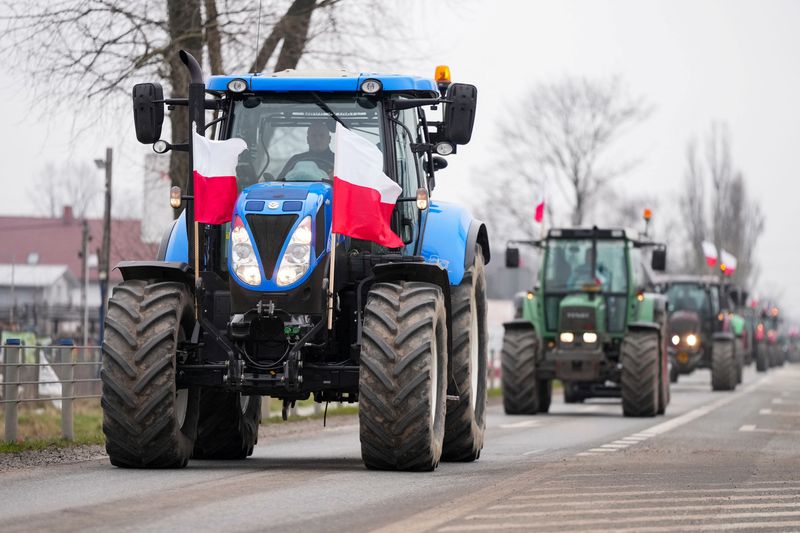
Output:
390,107,426,254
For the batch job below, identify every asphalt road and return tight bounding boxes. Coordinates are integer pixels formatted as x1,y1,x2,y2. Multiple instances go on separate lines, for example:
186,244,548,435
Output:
1,365,799,532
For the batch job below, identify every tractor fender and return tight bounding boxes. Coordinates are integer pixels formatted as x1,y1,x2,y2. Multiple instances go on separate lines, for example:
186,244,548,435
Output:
421,201,490,286
163,210,189,263
116,261,192,285
503,318,535,331
156,218,180,261
713,331,735,343
371,261,453,360
627,321,661,334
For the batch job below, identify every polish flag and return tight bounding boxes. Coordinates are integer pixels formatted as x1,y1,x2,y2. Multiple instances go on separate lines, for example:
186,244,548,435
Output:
192,129,247,224
720,249,737,276
331,123,403,248
534,200,545,223
701,241,718,268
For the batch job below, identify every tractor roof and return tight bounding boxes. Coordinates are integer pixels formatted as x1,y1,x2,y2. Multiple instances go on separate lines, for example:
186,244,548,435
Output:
547,227,635,240
207,71,439,95
654,273,721,285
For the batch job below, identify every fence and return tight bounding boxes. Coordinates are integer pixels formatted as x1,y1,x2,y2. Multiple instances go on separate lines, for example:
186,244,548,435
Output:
1,340,102,442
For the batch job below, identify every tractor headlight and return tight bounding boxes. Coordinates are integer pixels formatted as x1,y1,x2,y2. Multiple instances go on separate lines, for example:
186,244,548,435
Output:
231,217,261,286
582,332,598,344
671,334,680,346
276,216,312,287
560,332,575,343
686,334,698,347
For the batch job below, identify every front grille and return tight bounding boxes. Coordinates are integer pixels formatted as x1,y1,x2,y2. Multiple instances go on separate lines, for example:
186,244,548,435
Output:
560,306,596,332
246,214,298,279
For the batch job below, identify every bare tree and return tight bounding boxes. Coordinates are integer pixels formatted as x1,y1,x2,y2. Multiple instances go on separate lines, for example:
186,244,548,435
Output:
1,0,410,211
677,123,765,286
475,76,651,240
30,161,102,219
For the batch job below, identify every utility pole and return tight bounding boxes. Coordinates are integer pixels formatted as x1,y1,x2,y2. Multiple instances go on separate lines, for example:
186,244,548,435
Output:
79,220,90,348
94,148,112,345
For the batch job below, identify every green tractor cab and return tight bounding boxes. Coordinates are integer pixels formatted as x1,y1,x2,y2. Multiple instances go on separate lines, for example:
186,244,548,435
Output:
655,275,743,390
502,227,670,417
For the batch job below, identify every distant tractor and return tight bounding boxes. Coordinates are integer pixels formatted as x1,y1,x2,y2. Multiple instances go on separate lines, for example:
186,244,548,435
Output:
657,275,742,390
100,52,490,471
502,227,670,417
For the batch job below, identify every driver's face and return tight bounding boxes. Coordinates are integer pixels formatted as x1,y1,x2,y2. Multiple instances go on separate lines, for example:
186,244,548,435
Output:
307,124,331,153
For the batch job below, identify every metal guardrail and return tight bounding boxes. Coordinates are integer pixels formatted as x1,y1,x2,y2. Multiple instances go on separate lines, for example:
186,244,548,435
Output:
1,340,102,442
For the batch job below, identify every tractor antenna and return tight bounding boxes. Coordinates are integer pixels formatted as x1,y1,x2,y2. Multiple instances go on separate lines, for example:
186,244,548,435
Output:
254,0,263,74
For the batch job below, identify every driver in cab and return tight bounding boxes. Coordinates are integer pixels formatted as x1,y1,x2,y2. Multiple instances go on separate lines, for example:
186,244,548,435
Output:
568,248,608,289
282,122,334,181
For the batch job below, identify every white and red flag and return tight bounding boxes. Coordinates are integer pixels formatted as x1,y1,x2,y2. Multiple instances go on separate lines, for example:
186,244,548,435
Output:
331,123,403,248
720,249,737,276
702,240,718,268
192,129,247,224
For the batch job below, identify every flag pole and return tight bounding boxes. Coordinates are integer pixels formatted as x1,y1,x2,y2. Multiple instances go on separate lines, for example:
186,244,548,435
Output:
327,233,337,330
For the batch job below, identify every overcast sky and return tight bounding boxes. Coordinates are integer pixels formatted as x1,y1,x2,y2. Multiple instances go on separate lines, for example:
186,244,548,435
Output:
0,0,798,313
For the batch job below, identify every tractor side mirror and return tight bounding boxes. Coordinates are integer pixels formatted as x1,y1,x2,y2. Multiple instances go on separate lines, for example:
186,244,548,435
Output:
432,155,448,171
132,83,165,144
505,247,520,268
651,246,667,272
443,83,477,145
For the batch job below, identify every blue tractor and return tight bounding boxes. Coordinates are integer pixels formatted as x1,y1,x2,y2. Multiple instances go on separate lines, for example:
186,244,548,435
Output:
101,52,489,471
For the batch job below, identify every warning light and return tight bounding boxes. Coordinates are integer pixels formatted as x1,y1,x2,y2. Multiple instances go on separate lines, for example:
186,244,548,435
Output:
720,263,727,272
643,208,652,221
435,65,451,86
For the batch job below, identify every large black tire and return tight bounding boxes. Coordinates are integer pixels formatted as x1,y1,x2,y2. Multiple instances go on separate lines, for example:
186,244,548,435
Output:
756,343,769,372
711,340,737,391
500,327,541,414
193,391,261,460
621,331,660,417
735,345,744,384
442,248,488,462
563,381,585,403
669,364,679,383
537,379,552,413
359,281,448,471
101,280,199,468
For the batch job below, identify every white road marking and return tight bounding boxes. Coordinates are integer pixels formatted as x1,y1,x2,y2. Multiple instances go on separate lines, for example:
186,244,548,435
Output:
600,443,629,449
587,448,617,452
503,521,800,533
578,405,601,412
458,510,800,527
522,448,546,456
509,486,800,501
491,493,800,509
499,420,541,429
759,408,772,414
612,440,637,445
737,426,800,435
739,424,756,432
468,501,800,519
773,398,785,404
575,452,599,457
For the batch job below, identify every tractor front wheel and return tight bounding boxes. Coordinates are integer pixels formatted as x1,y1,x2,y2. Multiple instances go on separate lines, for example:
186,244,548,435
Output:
756,343,769,372
621,330,660,417
359,281,448,471
500,327,542,415
442,247,488,462
711,340,737,391
101,280,199,468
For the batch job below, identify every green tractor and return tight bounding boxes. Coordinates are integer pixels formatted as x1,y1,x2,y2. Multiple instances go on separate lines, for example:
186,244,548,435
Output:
502,227,669,417
656,275,744,390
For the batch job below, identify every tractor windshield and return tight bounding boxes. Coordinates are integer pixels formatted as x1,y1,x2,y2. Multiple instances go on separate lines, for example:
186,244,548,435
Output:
666,283,711,317
228,94,383,189
544,239,628,293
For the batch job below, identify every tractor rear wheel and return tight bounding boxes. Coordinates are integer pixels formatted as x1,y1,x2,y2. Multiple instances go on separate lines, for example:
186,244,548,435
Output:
101,280,199,468
359,281,448,471
735,346,744,384
193,391,261,460
621,330,659,417
756,343,769,372
442,248,488,462
500,327,541,414
711,340,737,391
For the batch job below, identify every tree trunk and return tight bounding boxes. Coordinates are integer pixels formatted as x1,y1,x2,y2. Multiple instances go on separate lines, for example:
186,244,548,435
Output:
167,0,203,218
204,0,223,75
274,0,316,71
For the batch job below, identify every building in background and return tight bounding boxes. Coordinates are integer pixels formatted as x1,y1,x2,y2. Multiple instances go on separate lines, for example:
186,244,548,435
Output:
141,153,172,244
0,207,157,341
